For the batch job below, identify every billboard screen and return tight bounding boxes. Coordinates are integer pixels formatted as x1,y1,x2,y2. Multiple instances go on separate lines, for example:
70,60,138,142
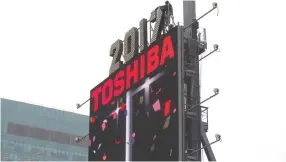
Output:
89,27,181,161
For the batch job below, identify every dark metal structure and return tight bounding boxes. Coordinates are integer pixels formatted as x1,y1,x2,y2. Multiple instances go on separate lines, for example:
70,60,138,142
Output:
183,1,221,161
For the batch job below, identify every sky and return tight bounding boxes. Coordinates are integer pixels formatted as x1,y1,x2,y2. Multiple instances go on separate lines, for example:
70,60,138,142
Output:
1,0,286,161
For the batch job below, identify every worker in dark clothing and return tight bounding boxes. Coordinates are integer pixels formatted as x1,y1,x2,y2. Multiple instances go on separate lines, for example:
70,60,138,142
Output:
159,1,175,33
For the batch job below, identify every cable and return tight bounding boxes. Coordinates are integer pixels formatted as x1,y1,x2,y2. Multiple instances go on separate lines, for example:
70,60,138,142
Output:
75,133,89,143
76,98,90,109
198,48,218,62
187,92,218,111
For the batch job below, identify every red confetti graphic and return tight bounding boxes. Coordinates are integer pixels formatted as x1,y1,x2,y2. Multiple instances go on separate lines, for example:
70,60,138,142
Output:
173,108,177,113
132,132,136,138
120,103,125,111
115,140,120,145
112,112,117,120
102,120,107,131
156,88,162,95
153,99,161,112
90,117,96,124
164,100,172,117
153,135,157,140
88,139,91,147
102,153,107,160
173,72,176,76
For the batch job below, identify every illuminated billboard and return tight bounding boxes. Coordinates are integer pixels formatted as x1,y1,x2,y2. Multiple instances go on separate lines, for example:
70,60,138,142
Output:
89,27,182,161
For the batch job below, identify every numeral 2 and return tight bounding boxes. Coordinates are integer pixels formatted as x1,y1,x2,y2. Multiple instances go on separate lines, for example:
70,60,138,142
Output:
109,40,123,75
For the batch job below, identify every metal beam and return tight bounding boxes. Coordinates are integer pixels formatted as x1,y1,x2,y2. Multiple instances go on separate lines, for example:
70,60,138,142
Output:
178,25,186,161
201,128,216,161
183,0,196,39
183,1,202,161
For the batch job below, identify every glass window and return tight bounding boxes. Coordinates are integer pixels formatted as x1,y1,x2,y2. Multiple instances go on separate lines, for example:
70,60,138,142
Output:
1,140,4,149
50,149,69,160
23,143,29,152
14,142,24,153
29,127,49,141
9,152,14,161
7,141,14,150
6,123,88,148
30,145,46,157
52,131,70,145
7,123,30,137
72,154,86,161
77,137,88,147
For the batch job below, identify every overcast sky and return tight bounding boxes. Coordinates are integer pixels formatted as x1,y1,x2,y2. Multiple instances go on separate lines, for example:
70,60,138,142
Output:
1,0,286,161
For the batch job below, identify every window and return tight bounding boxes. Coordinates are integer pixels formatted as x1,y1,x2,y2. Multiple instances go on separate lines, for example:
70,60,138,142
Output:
77,137,88,147
52,131,71,145
6,142,14,150
29,127,49,141
1,152,10,161
50,150,69,160
70,135,78,145
6,122,87,148
7,123,29,137
72,154,87,161
30,146,46,157
14,142,24,153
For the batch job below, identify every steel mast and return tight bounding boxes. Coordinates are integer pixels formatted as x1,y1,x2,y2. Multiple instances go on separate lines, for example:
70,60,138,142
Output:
183,0,221,161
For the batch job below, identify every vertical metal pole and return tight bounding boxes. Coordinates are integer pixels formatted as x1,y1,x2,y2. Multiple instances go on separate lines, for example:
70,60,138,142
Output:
183,0,196,38
183,0,202,161
125,91,132,162
177,26,185,161
125,73,164,161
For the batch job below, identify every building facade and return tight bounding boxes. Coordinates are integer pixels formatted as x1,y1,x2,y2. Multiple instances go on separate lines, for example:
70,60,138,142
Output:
0,98,89,161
